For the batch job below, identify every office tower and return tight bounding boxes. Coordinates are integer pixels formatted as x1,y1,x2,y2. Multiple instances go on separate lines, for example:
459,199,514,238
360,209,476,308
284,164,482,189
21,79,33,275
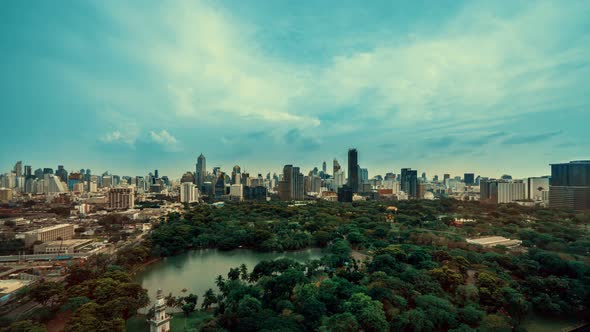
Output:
278,165,304,200
443,174,450,182
384,173,395,181
527,176,549,202
34,168,43,179
108,188,135,210
43,168,54,175
347,148,359,193
421,172,427,182
154,169,159,180
407,170,418,198
433,175,439,182
360,168,369,184
102,175,113,188
195,153,206,188
214,172,226,198
56,165,68,183
400,168,410,192
84,169,91,182
333,159,341,175
232,165,241,185
464,173,475,185
549,160,590,210
14,161,22,177
180,182,200,203
322,161,327,174
337,185,353,202
480,178,495,201
213,167,221,178
475,175,481,185
24,165,32,179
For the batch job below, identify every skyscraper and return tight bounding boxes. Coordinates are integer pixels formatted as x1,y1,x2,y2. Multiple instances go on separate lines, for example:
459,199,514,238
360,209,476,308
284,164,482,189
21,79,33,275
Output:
464,173,475,185
195,153,206,188
24,165,32,179
14,161,22,177
549,160,590,210
347,148,359,193
400,168,410,192
56,165,68,183
278,165,304,201
322,161,327,174
232,165,241,184
333,159,341,175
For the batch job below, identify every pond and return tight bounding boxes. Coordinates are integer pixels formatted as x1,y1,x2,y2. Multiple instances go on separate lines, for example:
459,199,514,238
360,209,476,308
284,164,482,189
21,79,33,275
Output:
127,248,324,331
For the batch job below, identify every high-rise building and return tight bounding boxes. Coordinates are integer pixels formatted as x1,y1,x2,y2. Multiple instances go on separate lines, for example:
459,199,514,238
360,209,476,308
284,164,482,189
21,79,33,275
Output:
180,182,200,203
195,153,206,188
400,168,410,192
108,188,135,210
14,161,22,177
347,148,359,193
43,168,54,175
464,173,475,185
333,170,346,190
24,165,32,179
180,172,195,183
278,165,304,201
481,179,525,204
337,185,353,202
549,160,590,211
232,165,241,185
360,168,369,184
46,174,67,193
34,168,43,179
56,165,68,183
67,172,83,191
230,184,243,201
322,161,327,174
333,159,341,175
527,176,550,202
214,172,226,198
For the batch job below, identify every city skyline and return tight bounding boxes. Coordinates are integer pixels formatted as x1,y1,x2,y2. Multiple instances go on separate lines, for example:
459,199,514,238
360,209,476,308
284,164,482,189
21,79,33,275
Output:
1,1,589,177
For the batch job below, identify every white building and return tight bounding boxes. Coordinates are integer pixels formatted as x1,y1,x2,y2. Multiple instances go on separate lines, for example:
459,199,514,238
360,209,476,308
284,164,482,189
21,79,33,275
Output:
230,184,243,201
333,170,345,190
45,174,67,194
497,181,526,203
180,182,200,203
148,289,171,332
527,177,549,203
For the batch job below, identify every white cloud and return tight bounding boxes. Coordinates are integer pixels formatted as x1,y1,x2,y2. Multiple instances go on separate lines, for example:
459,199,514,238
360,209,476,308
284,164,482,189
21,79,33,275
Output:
149,129,177,145
83,0,588,147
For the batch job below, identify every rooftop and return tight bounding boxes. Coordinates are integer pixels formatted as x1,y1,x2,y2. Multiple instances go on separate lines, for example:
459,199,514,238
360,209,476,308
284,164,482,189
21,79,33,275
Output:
23,223,73,235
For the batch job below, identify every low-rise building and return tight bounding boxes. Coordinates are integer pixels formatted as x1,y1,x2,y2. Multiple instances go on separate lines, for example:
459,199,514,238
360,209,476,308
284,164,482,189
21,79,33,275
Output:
23,224,75,247
33,239,94,254
466,236,522,248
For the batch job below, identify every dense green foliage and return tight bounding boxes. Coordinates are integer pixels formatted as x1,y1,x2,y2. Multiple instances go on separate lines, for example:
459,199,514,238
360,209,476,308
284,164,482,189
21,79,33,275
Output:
151,200,590,331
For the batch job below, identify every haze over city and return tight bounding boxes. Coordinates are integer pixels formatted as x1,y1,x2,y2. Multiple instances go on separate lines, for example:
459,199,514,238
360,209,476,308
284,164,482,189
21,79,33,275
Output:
1,0,589,178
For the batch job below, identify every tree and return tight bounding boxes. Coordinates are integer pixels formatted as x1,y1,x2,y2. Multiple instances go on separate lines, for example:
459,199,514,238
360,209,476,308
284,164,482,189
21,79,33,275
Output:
342,293,388,332
479,314,511,332
3,320,46,332
319,312,359,332
202,288,218,310
29,281,64,307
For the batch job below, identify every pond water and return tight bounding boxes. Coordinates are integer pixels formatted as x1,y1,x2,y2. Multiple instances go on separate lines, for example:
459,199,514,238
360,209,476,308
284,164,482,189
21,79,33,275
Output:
136,248,324,307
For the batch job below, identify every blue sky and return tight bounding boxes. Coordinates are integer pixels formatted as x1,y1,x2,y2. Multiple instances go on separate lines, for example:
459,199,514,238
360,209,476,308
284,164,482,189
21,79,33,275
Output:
1,0,589,179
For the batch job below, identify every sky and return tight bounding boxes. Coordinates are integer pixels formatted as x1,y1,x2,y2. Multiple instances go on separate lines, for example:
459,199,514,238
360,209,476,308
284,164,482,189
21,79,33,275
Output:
1,0,589,179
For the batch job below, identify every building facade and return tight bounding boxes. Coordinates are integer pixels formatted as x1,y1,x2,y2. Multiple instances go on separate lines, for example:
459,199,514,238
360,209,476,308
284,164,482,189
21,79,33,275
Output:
549,160,590,211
